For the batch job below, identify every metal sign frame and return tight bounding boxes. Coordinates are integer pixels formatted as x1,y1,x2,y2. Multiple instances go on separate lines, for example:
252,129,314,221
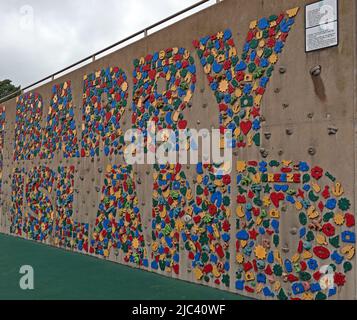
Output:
305,0,339,53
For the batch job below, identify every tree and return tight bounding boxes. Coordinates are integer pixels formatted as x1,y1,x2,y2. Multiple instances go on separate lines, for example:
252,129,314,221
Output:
0,79,21,102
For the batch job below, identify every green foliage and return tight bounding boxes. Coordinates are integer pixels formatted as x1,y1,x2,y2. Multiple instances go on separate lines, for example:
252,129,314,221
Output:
0,79,21,102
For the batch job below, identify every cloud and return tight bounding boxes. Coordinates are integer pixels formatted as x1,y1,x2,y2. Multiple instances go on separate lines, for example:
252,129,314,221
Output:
0,0,211,87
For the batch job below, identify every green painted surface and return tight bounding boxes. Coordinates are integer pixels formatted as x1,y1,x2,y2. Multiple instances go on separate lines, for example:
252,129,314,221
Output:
0,234,245,300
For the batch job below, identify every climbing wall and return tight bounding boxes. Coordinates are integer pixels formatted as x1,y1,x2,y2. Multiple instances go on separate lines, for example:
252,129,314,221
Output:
0,0,356,300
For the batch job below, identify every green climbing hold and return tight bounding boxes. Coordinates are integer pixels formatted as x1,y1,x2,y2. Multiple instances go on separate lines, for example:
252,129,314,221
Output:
308,191,319,202
269,160,279,167
329,235,340,248
325,172,336,182
222,274,230,287
277,288,288,300
253,133,260,147
264,184,272,193
196,185,204,195
263,220,270,228
323,212,334,222
273,234,279,247
201,252,209,263
315,292,327,300
338,198,351,211
299,212,307,226
273,264,283,277
343,261,352,273
299,272,311,281
303,174,310,184
223,196,230,206
306,231,315,242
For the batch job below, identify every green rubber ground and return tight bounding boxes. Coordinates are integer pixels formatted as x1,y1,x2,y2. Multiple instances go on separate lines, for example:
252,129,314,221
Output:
0,233,245,300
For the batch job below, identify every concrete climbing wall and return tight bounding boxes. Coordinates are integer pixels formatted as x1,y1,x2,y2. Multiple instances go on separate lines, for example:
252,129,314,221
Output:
0,0,356,300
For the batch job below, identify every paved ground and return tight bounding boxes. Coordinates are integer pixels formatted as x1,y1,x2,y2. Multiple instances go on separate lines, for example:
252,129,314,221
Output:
0,234,245,300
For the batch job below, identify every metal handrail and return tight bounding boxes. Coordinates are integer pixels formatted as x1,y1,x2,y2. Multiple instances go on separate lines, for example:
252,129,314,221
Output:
0,0,216,104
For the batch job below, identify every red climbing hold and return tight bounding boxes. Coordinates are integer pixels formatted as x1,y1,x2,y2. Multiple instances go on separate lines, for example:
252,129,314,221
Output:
345,213,355,227
313,246,330,259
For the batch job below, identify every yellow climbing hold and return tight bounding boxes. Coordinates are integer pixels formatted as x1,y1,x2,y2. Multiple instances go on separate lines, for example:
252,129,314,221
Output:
256,217,263,226
245,271,255,281
175,219,184,232
254,245,267,260
132,238,139,249
193,268,203,280
302,251,313,260
186,189,193,201
263,196,271,207
274,250,282,265
163,188,170,198
196,175,203,184
312,182,321,193
236,161,246,173
236,206,245,218
244,74,253,82
212,266,221,278
249,20,257,29
213,225,220,239
292,253,300,263
236,253,244,264
334,212,345,226
316,233,328,245
172,110,180,122
341,245,355,260
226,208,232,218
254,95,262,106
151,242,159,252
217,31,224,39
160,208,167,219
256,283,264,293
269,209,280,218
233,128,241,139
286,7,300,18
295,201,303,210
219,79,229,93
273,281,281,292
204,64,211,74
302,293,314,300
332,182,344,197
121,81,128,92
241,240,248,248
269,54,278,64
307,206,319,219
247,133,253,146
234,88,243,98
252,173,261,184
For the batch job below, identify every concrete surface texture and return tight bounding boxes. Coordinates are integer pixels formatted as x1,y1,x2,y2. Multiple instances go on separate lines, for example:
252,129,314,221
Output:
0,0,356,300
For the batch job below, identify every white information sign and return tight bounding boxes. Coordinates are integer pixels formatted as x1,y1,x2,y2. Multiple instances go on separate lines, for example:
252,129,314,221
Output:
305,0,338,52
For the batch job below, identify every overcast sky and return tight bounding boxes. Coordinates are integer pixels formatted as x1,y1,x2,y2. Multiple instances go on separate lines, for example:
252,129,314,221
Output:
0,0,213,88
